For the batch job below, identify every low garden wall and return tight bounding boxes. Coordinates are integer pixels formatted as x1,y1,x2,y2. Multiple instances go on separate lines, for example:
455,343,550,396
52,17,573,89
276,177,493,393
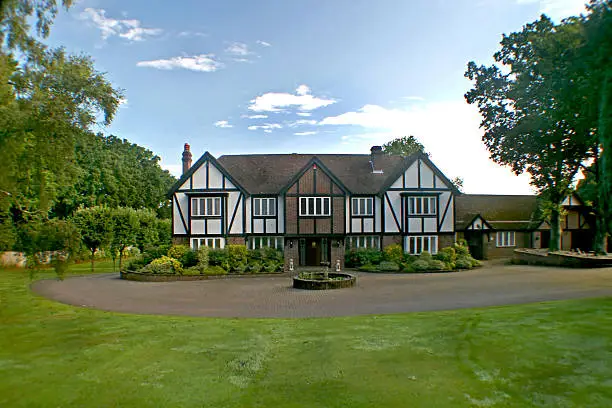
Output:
120,270,287,282
513,249,612,268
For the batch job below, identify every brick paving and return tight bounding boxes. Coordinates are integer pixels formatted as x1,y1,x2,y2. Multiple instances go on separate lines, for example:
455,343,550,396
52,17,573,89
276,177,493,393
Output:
31,264,612,318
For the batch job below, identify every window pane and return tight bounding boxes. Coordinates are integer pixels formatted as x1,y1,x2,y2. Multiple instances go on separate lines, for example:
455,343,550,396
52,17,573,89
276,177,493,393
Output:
262,199,268,215
254,199,261,216
269,199,276,216
309,198,315,215
300,197,307,215
430,198,436,214
410,237,415,254
416,237,422,254
367,198,373,215
192,239,198,250
215,198,221,215
423,198,429,214
197,199,203,215
424,237,429,252
416,198,422,214
192,199,198,216
409,198,414,214
510,232,515,246
324,198,330,215
432,237,438,254
316,198,322,215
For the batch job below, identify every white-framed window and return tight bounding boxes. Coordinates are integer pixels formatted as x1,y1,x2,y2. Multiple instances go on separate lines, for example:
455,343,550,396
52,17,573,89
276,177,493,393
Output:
191,197,221,216
347,236,380,249
405,235,438,254
253,197,276,217
407,196,437,215
352,197,373,216
496,231,515,247
191,238,225,250
299,197,331,216
249,236,284,250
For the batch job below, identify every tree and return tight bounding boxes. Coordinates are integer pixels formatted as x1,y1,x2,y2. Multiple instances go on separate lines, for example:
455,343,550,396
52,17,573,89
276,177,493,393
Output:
72,207,112,273
382,136,425,156
465,15,593,251
109,207,139,271
451,177,464,193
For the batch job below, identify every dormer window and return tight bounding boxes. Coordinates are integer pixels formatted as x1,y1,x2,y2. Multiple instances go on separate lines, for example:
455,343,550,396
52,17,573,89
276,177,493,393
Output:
299,197,330,216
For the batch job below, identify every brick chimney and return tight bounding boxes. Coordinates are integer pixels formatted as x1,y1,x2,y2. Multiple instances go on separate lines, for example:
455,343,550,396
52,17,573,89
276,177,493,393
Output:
370,145,384,174
182,143,192,175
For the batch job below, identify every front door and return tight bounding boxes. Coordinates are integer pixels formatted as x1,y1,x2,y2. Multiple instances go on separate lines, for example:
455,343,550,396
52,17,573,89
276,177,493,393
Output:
305,238,321,266
465,231,484,260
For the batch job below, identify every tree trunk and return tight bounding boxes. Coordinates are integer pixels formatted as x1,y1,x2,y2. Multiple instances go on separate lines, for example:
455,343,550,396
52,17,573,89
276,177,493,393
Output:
118,245,125,272
549,206,562,252
91,248,95,273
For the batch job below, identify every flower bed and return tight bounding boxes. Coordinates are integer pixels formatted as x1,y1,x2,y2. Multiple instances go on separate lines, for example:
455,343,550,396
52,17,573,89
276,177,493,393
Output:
348,241,482,273
122,244,284,279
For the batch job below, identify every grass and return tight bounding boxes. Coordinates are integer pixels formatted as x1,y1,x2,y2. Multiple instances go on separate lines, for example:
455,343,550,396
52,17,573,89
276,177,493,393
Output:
1,264,612,407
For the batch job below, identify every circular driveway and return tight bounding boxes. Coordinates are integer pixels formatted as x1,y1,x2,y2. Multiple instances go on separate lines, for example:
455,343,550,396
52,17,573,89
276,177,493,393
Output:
32,264,612,318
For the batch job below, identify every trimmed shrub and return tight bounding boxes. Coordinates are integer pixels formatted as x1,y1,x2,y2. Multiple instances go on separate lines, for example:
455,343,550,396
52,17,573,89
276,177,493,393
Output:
197,246,209,269
232,262,248,273
179,250,198,268
402,264,415,273
126,256,147,272
183,266,203,276
227,245,248,270
412,259,431,272
471,258,483,268
142,256,183,274
427,259,446,271
453,241,470,257
262,247,283,262
142,244,171,265
167,244,190,260
264,261,282,273
455,258,473,269
434,247,456,265
379,261,400,272
358,264,380,272
209,248,229,268
345,248,383,267
383,244,403,264
419,251,433,262
203,266,228,276
247,249,263,262
248,261,263,274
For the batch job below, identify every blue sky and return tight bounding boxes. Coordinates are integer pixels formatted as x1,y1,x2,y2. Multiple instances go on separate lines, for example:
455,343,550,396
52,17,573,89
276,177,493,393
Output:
47,0,588,194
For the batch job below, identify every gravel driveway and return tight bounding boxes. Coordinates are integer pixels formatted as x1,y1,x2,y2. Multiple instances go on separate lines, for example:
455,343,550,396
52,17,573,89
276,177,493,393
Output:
32,264,612,318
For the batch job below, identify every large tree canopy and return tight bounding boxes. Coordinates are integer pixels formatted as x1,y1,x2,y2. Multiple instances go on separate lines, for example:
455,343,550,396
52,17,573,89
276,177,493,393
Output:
382,136,425,157
464,8,610,251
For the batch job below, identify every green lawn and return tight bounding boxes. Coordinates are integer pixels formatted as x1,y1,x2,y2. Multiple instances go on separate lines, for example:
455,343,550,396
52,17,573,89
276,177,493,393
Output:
1,264,612,407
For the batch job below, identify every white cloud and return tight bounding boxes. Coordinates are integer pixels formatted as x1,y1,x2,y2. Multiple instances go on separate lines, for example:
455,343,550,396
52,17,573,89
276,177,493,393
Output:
178,31,207,38
242,114,268,119
516,0,588,20
288,119,317,127
256,40,272,47
294,131,318,136
248,123,282,133
296,112,312,117
214,120,233,128
320,100,533,195
161,163,182,178
296,84,310,96
80,8,162,41
136,54,223,72
225,42,251,56
401,96,425,101
248,85,336,112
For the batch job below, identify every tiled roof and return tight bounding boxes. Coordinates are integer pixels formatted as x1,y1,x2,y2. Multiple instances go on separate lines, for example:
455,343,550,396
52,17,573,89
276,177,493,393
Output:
216,153,415,194
455,194,540,230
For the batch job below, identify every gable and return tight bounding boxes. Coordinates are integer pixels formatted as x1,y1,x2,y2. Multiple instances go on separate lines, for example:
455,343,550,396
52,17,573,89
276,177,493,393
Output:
562,193,584,207
386,153,457,191
283,158,349,195
167,152,245,196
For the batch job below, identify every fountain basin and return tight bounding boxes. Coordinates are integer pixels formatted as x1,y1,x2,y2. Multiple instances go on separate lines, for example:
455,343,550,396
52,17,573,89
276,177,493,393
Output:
292,272,356,290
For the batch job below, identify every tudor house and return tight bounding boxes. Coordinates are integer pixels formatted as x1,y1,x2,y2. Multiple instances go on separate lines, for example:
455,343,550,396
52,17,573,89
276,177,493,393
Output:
168,144,600,266
168,144,457,268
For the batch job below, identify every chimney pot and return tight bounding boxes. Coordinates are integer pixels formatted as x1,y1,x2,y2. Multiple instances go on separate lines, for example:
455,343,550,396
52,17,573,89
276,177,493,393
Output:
182,143,193,175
